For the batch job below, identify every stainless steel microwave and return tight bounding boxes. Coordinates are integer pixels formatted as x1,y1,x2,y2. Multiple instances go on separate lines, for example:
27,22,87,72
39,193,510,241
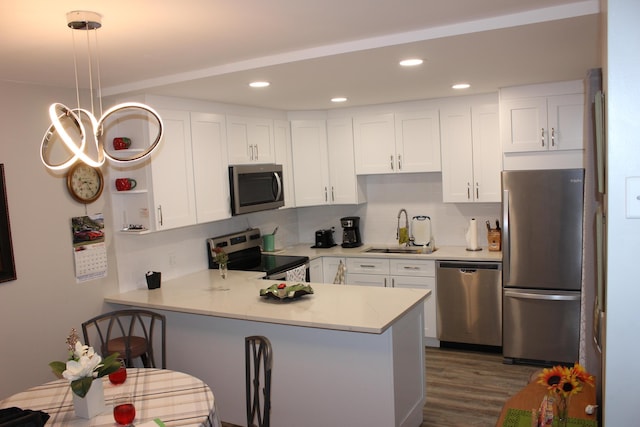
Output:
229,164,284,215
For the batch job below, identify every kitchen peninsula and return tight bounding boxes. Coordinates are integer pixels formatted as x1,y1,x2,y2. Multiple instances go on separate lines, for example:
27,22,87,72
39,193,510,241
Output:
105,270,429,427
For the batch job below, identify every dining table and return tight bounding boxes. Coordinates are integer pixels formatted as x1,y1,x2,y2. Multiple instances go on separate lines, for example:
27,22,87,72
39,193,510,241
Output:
0,368,222,427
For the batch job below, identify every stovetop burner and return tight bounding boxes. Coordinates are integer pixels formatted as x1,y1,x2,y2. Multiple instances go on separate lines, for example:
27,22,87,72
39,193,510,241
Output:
207,228,308,277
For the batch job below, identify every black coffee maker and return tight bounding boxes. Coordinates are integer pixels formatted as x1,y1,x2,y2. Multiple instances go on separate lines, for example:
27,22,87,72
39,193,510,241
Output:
340,216,362,248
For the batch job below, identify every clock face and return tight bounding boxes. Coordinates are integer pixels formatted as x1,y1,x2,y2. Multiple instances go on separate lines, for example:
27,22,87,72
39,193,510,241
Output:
67,163,104,203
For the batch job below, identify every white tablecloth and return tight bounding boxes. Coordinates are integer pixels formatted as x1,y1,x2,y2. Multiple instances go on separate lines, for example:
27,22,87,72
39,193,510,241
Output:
0,368,222,427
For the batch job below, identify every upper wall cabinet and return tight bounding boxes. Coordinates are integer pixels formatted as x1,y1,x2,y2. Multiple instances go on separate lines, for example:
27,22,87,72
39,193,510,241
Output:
440,103,501,203
226,115,275,164
353,110,441,175
190,112,231,223
291,118,365,207
500,82,584,153
273,119,296,209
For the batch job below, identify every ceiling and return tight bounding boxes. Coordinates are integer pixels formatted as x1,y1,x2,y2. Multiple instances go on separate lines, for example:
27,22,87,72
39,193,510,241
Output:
0,0,601,111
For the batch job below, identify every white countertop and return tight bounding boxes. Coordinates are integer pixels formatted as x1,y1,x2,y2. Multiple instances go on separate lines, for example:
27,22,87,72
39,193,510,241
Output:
269,243,502,262
105,269,430,334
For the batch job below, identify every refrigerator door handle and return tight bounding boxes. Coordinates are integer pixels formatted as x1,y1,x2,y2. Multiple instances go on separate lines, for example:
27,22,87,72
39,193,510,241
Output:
504,290,581,301
502,189,510,283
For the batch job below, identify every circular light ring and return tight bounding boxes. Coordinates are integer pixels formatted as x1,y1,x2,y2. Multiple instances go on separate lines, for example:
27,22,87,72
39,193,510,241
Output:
41,104,105,170
101,103,164,163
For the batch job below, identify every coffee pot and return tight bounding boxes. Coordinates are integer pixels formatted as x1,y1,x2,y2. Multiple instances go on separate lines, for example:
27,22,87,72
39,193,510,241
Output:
340,216,362,248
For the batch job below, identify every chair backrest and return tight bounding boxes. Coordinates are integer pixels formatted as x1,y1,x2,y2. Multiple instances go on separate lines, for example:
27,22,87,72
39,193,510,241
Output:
245,336,272,427
82,309,166,369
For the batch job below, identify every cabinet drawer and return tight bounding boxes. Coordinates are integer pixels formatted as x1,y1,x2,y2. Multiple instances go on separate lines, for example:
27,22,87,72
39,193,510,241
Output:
346,258,390,275
389,259,435,277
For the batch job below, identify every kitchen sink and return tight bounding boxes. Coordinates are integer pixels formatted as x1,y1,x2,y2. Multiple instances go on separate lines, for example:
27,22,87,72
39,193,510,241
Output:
364,247,436,254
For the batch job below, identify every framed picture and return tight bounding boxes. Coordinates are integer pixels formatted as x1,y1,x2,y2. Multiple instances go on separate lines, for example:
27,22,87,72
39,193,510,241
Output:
0,164,16,282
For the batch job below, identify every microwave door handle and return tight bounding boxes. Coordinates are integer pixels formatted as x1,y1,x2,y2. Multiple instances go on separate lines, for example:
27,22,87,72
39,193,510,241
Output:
273,172,282,201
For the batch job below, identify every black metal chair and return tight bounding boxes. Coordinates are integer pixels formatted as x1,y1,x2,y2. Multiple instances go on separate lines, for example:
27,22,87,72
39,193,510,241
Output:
82,309,166,369
245,336,273,427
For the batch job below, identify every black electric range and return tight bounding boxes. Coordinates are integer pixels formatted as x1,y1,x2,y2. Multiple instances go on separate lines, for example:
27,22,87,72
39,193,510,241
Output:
207,228,309,279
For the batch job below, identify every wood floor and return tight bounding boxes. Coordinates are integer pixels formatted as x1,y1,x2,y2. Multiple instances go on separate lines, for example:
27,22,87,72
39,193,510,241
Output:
222,346,538,427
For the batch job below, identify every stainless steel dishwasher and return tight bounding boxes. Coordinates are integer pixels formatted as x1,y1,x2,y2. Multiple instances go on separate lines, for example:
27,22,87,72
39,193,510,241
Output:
436,261,502,346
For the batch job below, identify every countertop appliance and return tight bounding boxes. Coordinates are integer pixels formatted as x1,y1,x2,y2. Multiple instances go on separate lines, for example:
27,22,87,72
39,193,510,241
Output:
207,228,309,280
228,164,284,215
340,216,362,248
312,228,336,248
436,261,502,347
502,169,584,364
411,215,435,251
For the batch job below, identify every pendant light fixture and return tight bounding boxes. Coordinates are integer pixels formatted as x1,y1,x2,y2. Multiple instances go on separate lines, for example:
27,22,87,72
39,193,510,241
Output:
40,11,163,171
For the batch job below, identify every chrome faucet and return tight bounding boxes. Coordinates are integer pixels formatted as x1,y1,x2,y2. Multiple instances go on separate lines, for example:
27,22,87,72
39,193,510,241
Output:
397,208,410,246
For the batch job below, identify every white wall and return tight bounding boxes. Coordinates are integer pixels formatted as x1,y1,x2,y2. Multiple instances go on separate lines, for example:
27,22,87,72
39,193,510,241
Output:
603,0,640,424
0,81,121,399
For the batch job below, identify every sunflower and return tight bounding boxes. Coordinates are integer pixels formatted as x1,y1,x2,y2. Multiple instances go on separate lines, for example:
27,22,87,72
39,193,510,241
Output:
570,363,595,387
558,374,583,397
537,365,566,391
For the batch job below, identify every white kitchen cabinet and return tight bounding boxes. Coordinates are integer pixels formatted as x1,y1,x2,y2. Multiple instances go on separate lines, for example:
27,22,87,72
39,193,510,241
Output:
291,118,364,207
191,112,231,223
148,109,197,230
353,110,440,175
440,103,501,203
345,257,438,343
322,257,346,284
226,115,275,164
390,259,437,343
273,119,296,208
501,93,584,153
309,258,323,283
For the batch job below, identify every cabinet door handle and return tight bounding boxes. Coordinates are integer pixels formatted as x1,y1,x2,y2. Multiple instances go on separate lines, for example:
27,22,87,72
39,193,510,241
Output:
324,186,328,202
331,186,335,202
255,144,259,160
384,277,388,287
157,205,163,227
390,155,394,170
541,128,545,147
551,127,555,146
360,264,376,268
391,278,395,288
249,145,254,160
403,266,420,270
467,182,471,200
476,182,479,199
398,155,402,170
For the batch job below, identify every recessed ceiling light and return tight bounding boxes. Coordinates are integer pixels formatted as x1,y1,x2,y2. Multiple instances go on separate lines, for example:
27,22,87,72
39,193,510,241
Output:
331,97,348,103
249,81,270,88
452,83,471,90
399,58,423,67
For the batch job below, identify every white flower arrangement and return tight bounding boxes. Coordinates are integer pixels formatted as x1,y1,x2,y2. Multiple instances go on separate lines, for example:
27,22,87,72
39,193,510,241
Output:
49,329,121,397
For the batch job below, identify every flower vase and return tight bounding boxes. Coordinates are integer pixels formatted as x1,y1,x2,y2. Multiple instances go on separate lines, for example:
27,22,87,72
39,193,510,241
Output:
72,379,106,419
554,394,570,427
219,263,228,279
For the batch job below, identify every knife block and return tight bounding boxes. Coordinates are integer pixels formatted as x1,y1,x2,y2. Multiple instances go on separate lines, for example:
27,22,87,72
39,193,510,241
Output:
487,230,501,251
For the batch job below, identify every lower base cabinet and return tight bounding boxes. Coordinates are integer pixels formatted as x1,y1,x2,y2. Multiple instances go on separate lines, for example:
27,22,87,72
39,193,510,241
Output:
345,257,438,345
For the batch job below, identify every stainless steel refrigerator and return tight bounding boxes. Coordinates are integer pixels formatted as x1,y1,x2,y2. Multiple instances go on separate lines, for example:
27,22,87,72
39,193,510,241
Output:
502,169,584,364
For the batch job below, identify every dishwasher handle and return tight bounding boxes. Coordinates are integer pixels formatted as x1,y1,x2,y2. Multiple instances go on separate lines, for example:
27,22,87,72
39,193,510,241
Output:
437,261,502,270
